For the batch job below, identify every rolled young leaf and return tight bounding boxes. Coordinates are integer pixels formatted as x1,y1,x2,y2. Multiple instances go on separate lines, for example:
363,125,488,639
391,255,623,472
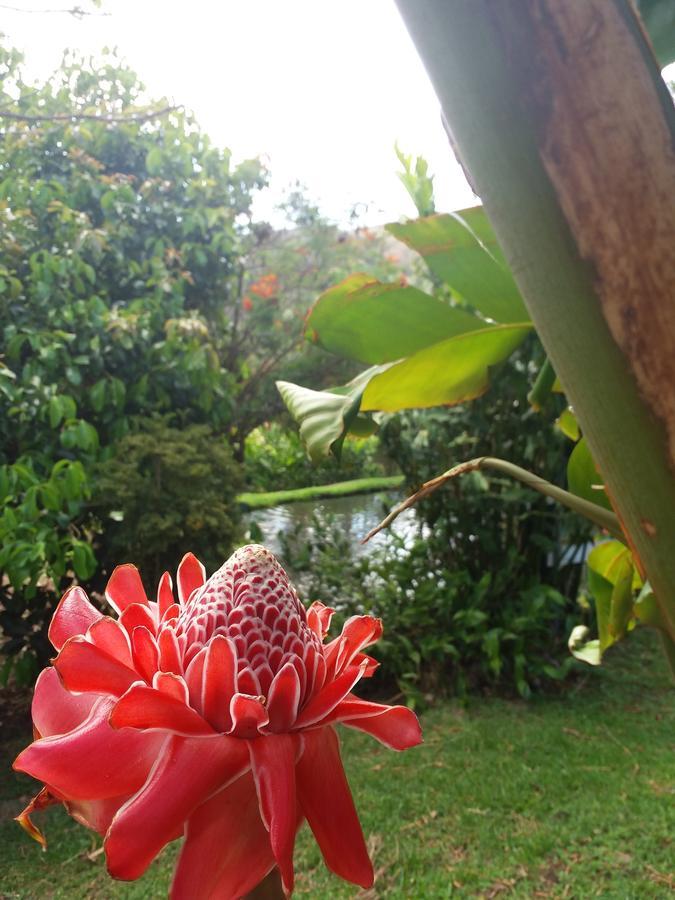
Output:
276,367,379,462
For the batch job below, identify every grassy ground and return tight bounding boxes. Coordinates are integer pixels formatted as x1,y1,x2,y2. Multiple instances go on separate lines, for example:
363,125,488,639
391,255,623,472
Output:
1,630,672,899
237,475,405,510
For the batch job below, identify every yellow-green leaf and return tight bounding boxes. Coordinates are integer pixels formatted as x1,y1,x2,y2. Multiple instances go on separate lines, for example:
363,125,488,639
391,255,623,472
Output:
361,324,531,412
556,407,580,442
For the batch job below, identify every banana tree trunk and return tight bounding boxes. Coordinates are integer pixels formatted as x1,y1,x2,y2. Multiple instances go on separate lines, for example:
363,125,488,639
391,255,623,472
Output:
394,0,675,645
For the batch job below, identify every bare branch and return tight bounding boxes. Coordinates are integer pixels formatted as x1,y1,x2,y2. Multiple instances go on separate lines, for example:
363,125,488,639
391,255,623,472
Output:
0,104,180,124
362,456,623,544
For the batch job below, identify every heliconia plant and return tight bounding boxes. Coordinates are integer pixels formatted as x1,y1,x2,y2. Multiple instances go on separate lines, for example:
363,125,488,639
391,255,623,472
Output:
14,545,422,898
278,0,675,678
389,0,675,675
277,204,533,464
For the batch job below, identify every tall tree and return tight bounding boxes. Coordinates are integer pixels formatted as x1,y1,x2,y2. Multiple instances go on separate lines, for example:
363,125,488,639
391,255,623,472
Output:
0,46,264,675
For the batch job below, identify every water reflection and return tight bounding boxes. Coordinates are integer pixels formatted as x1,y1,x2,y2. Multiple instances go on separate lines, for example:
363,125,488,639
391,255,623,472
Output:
244,490,424,558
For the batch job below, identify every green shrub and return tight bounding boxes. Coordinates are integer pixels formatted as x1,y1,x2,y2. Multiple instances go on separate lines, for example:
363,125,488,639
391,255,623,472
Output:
361,538,579,703
91,420,242,591
0,46,262,678
279,515,582,704
379,340,591,594
277,341,592,702
0,456,95,685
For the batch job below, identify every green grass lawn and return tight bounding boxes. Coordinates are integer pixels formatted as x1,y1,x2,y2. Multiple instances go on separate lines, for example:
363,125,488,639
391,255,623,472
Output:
1,630,673,899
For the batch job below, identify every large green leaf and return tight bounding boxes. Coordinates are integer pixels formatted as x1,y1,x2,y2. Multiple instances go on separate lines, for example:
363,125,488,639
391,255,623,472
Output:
305,273,485,364
586,540,637,654
566,437,612,511
386,207,529,323
279,324,531,457
361,324,531,412
587,539,634,584
276,368,378,463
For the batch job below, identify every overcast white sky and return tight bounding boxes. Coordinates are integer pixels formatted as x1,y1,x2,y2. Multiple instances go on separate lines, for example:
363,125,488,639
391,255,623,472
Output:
3,0,478,224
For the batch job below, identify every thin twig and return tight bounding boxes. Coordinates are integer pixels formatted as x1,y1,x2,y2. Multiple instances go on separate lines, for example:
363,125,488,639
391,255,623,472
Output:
362,456,623,544
0,104,180,124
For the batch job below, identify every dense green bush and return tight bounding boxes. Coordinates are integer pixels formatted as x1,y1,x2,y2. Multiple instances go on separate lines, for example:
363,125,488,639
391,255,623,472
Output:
244,422,387,492
0,46,398,679
279,515,582,704
363,539,579,702
0,456,95,683
0,46,266,678
376,340,592,698
377,338,592,606
277,338,593,701
92,419,242,590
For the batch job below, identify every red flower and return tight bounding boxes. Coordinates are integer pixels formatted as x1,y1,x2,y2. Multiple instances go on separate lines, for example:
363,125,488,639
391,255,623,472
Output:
14,545,422,898
248,273,279,299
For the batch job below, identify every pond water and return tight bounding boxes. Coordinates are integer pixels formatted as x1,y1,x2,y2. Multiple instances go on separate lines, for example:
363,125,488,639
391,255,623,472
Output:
244,489,425,558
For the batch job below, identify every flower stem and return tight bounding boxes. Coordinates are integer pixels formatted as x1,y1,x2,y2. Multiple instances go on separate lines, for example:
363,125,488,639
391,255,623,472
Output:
243,868,285,900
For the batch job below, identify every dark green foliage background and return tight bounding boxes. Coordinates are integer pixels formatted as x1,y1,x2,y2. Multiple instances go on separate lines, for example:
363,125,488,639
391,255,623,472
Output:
279,339,594,700
378,338,588,595
0,45,397,680
0,42,595,696
374,340,594,697
0,46,262,678
92,419,242,590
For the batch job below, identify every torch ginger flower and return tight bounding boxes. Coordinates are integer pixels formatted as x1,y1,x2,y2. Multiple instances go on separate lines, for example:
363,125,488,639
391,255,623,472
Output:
14,545,422,897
